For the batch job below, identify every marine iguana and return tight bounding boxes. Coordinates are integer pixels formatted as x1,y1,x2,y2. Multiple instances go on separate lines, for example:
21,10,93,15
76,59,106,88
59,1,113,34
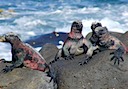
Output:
54,21,98,64
0,32,54,79
89,22,102,46
83,22,128,65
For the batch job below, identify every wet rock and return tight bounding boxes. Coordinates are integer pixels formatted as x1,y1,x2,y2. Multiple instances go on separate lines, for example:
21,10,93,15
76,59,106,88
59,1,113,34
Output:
0,63,54,89
25,32,68,48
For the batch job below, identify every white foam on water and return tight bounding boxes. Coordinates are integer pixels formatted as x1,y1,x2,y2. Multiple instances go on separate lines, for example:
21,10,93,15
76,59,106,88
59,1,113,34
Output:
13,16,47,27
122,12,128,17
55,25,70,33
82,17,128,37
82,19,99,37
100,18,127,33
35,47,42,51
57,40,64,49
0,43,12,61
27,31,36,36
80,7,100,14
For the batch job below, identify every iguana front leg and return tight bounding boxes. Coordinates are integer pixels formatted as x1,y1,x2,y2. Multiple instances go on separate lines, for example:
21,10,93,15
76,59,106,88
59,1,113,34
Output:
110,46,125,65
2,48,26,73
62,41,75,60
79,41,99,65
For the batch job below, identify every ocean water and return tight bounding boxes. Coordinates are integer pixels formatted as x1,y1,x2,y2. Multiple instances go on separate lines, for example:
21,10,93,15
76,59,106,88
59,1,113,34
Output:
0,0,128,61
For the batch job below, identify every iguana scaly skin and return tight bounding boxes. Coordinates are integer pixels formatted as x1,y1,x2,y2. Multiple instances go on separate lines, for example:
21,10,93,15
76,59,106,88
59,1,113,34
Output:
89,22,128,65
54,21,98,65
0,32,49,73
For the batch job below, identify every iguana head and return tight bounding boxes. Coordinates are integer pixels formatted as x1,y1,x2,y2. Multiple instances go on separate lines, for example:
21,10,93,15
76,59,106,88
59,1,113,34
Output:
71,20,83,33
0,32,21,43
94,26,109,37
91,22,102,32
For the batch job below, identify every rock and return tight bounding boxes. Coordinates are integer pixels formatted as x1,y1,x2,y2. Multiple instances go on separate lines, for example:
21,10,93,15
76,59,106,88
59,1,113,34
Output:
39,43,58,64
51,50,128,89
86,31,122,40
25,32,68,48
110,32,123,38
49,32,128,89
0,9,15,19
119,31,128,46
0,63,54,89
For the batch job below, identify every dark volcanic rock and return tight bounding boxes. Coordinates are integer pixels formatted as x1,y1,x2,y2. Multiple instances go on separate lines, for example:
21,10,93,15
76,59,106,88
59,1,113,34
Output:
25,32,68,48
51,50,128,89
119,31,128,46
0,63,54,89
39,43,58,64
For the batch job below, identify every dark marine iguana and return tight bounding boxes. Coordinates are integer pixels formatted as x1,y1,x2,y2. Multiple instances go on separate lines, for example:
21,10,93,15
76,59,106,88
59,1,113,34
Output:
80,22,128,65
0,32,55,81
54,21,98,64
